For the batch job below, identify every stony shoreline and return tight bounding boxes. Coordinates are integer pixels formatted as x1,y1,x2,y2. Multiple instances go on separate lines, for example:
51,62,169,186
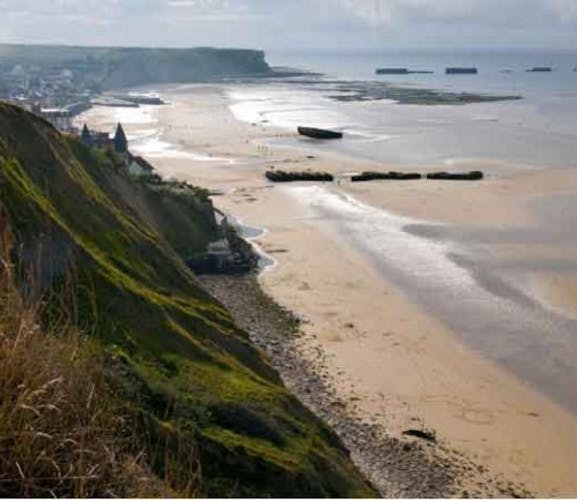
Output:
199,273,531,498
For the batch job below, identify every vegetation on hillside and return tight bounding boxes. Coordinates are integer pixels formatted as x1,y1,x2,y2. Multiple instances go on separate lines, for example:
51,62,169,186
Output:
0,216,199,497
0,102,375,497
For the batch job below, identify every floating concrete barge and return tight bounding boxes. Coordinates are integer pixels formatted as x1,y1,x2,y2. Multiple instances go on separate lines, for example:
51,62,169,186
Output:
375,68,434,75
527,67,553,73
298,126,343,140
351,171,422,182
446,67,478,75
427,171,484,181
266,170,334,182
376,68,409,75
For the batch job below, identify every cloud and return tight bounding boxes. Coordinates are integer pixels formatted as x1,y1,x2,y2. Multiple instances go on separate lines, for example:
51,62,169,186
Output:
0,0,576,49
547,0,577,22
331,0,577,28
333,0,477,26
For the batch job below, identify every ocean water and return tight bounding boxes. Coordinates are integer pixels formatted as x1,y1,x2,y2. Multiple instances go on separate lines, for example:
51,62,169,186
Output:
229,49,577,168
268,49,577,95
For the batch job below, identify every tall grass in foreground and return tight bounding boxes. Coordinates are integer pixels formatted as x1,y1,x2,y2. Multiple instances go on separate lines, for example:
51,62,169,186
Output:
0,210,198,497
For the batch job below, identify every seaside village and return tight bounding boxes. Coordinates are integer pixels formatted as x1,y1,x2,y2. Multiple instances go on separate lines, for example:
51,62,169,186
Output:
74,118,258,274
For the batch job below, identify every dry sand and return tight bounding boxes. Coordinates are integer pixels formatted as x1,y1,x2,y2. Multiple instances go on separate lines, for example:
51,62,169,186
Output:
78,84,577,497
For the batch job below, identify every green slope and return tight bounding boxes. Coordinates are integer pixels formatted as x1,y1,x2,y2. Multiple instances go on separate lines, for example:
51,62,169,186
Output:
0,102,375,498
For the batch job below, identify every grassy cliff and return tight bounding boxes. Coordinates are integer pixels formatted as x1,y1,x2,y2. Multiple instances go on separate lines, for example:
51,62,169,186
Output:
0,102,375,497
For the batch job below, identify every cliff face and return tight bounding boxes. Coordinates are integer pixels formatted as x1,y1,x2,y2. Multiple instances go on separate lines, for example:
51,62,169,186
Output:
0,103,375,498
0,44,273,91
100,47,271,89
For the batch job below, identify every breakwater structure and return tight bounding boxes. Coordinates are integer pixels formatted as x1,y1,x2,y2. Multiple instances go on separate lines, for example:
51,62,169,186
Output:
446,67,479,75
298,126,343,140
266,170,335,182
265,170,486,183
427,170,484,181
376,68,410,75
376,68,434,75
351,171,422,182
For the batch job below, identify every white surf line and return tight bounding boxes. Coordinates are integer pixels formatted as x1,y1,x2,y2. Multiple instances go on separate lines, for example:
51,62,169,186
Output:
112,105,158,125
285,184,577,413
129,129,237,164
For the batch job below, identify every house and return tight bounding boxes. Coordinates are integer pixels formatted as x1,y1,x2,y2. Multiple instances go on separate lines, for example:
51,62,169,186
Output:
80,123,113,151
40,107,72,131
79,123,153,176
127,154,155,177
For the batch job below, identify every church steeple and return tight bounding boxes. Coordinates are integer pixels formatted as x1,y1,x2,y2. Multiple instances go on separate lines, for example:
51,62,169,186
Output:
81,123,91,144
113,123,128,154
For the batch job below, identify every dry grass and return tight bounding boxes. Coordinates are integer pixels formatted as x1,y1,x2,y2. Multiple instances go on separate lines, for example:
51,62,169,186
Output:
0,208,197,498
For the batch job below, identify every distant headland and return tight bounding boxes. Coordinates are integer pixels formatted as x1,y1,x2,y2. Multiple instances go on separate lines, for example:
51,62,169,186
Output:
0,43,275,116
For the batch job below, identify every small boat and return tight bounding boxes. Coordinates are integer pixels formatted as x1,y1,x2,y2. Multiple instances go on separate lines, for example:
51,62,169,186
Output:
298,126,343,139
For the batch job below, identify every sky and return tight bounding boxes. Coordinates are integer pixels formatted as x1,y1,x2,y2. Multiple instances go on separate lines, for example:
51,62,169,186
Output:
1,0,577,51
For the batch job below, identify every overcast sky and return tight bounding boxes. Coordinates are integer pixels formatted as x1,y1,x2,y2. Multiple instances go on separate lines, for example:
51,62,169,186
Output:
1,0,577,51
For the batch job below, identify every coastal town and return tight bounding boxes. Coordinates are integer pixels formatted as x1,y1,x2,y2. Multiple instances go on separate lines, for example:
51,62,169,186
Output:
0,54,96,116
0,58,165,134
0,44,175,181
0,44,170,135
1,74,160,179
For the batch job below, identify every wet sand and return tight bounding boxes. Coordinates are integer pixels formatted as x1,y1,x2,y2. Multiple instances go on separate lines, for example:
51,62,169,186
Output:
78,84,577,497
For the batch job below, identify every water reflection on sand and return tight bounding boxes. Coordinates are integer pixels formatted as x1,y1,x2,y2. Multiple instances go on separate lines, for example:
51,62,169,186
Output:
289,185,577,414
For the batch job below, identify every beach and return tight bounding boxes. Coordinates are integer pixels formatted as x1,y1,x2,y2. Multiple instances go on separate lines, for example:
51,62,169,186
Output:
78,84,577,497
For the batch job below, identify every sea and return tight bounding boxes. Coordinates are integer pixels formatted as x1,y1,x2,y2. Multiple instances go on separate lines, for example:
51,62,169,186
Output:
228,49,577,169
221,49,577,414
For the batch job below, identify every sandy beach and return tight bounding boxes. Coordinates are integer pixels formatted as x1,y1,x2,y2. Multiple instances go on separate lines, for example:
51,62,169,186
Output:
78,84,577,497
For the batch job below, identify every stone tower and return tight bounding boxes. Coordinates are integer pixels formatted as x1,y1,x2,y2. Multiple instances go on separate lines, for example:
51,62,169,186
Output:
113,123,128,154
81,123,92,145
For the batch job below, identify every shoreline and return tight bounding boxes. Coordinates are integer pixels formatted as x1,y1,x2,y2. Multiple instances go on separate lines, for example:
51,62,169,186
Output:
77,83,577,497
200,273,529,498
